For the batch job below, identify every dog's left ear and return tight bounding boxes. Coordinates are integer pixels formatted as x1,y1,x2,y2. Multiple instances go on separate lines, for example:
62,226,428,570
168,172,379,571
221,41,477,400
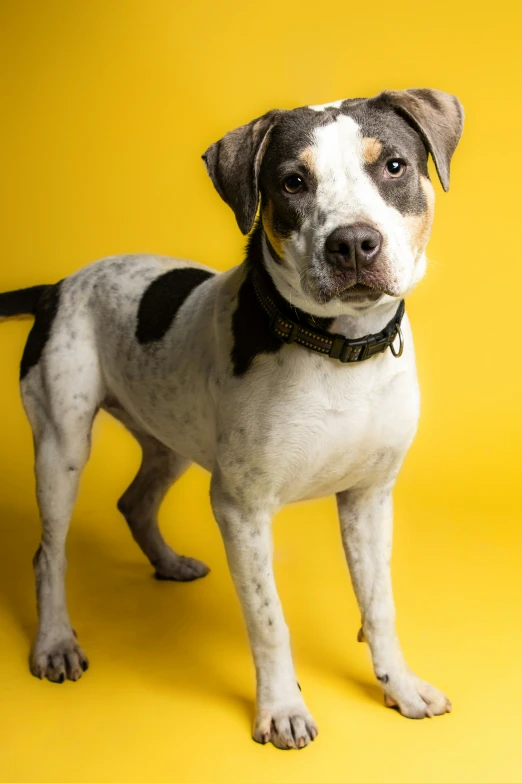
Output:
381,89,464,191
202,110,282,235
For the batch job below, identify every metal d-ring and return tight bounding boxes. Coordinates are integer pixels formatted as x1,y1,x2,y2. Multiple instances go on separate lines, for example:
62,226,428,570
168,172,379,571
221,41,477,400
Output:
390,324,404,358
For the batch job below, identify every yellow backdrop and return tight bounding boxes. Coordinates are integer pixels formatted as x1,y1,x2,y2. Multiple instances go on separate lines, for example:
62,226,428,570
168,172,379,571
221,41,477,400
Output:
1,1,521,781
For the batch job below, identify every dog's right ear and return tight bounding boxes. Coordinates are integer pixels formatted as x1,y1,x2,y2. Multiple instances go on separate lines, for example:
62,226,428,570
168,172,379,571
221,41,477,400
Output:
202,111,281,235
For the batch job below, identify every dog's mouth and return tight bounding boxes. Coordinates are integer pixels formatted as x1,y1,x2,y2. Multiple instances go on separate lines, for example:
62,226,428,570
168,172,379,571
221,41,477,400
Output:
307,269,389,306
312,281,385,305
338,283,384,302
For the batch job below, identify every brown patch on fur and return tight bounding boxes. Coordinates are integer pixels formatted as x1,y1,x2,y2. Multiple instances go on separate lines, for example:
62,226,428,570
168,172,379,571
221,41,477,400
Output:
421,175,436,214
261,199,285,258
405,176,435,255
299,146,317,175
361,137,383,164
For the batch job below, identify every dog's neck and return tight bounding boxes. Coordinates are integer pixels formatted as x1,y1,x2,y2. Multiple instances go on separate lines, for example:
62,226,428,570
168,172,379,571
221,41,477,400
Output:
245,224,401,341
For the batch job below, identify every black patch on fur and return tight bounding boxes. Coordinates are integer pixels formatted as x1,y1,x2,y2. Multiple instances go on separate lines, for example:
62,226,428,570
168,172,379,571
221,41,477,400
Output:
340,96,430,215
231,271,282,376
20,282,62,380
0,285,49,317
259,110,330,239
136,268,215,344
231,225,333,376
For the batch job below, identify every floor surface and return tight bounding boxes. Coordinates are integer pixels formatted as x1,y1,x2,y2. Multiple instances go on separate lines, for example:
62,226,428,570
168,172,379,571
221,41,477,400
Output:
1,412,520,782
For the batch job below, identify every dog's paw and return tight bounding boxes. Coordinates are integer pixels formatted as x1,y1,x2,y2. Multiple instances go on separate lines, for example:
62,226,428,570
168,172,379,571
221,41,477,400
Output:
31,635,89,683
382,673,451,718
253,703,318,749
154,554,210,582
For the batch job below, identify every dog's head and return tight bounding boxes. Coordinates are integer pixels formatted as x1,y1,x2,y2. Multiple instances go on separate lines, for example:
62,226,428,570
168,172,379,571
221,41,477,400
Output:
203,89,463,316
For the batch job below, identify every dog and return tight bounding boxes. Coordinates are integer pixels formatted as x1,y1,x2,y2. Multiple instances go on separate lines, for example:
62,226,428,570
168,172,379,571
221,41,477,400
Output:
0,88,463,749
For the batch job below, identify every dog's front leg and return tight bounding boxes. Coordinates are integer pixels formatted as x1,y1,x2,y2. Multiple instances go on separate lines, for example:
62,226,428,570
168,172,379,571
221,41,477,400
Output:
337,486,452,719
211,476,318,749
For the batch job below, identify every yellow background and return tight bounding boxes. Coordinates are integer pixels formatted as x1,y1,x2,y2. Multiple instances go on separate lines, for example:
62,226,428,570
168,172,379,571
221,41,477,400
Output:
1,1,521,781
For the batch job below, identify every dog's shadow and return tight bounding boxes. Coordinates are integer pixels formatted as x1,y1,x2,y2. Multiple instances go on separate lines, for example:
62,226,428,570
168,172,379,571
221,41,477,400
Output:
0,498,380,717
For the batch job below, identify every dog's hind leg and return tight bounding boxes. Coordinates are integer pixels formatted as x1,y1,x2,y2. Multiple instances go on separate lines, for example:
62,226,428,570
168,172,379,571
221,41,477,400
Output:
22,352,102,683
115,427,210,581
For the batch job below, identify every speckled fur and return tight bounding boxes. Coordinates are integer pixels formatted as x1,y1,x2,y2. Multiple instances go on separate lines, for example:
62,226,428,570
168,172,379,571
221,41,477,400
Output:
2,89,463,749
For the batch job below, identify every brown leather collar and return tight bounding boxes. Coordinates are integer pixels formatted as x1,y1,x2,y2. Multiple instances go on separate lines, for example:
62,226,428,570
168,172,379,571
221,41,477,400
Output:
252,270,405,363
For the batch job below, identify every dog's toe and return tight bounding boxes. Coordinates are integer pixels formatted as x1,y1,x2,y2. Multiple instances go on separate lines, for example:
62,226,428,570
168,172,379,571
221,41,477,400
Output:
254,704,318,750
383,674,451,719
31,636,89,683
154,554,210,582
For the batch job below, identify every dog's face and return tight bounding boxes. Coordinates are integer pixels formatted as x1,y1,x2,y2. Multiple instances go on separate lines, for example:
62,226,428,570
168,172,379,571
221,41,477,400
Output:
203,90,463,316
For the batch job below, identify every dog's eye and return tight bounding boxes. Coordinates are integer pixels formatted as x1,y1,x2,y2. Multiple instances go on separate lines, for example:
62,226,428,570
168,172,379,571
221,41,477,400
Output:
384,159,407,179
283,175,305,194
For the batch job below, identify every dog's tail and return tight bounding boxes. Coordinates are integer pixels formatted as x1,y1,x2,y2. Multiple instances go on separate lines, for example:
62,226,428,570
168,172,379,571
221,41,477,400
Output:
0,286,50,319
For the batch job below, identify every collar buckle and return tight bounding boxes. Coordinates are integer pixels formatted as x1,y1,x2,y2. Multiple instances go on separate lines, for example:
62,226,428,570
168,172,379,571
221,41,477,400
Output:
331,333,399,363
331,336,366,363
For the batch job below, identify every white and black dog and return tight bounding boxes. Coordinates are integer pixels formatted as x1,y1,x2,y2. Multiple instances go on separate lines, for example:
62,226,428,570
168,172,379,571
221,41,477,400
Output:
0,88,463,749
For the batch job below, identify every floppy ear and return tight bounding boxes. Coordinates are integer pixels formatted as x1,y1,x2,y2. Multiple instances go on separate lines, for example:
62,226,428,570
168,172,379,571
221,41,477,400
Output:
381,89,464,191
202,110,281,235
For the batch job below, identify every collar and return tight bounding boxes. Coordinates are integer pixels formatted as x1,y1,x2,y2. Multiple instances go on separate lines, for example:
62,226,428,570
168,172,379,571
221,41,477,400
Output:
252,267,405,364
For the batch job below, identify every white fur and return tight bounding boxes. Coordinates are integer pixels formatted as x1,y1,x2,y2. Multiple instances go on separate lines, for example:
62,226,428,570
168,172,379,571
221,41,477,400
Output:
308,99,344,111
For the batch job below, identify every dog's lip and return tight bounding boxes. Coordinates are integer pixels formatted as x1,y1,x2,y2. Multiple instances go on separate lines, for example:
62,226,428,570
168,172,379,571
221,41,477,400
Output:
339,283,383,302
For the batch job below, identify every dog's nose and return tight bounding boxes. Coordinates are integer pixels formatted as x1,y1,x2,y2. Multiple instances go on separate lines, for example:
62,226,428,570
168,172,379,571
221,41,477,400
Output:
325,224,382,270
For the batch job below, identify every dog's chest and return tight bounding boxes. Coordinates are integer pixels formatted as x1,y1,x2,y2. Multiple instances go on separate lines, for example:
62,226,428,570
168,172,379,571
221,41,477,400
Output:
234,344,420,503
